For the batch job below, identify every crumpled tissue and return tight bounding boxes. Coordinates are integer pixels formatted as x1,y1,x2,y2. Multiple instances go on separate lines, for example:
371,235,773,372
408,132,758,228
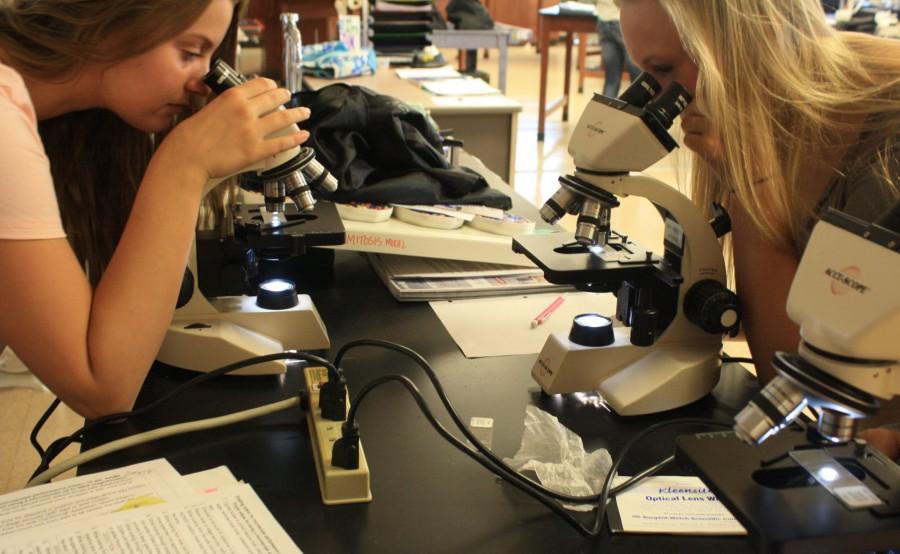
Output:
503,405,612,511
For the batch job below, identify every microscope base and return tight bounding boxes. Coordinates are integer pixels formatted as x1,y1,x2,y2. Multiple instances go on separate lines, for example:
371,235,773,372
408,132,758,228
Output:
675,427,900,553
157,293,329,375
533,331,721,415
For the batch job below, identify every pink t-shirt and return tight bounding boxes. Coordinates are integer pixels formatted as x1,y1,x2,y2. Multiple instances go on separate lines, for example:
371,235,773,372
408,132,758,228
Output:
0,61,65,239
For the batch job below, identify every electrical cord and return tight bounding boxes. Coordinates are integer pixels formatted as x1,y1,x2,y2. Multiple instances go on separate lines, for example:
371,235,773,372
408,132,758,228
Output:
345,373,606,536
345,371,729,537
29,351,335,480
29,338,734,538
336,339,714,506
28,397,301,487
30,397,61,458
337,339,599,504
588,418,733,537
336,339,732,535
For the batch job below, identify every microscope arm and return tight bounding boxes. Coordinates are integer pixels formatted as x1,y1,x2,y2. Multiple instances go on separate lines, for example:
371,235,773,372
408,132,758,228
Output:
581,172,726,283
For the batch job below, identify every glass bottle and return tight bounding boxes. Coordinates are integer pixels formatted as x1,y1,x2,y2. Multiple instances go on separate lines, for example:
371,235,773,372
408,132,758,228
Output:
280,13,303,94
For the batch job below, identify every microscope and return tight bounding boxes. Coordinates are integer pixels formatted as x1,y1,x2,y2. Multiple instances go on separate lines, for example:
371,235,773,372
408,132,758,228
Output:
513,74,740,416
156,59,345,375
676,202,900,551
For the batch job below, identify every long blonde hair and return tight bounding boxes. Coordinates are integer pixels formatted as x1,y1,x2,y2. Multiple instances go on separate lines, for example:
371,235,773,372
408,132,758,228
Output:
658,0,900,253
0,0,243,283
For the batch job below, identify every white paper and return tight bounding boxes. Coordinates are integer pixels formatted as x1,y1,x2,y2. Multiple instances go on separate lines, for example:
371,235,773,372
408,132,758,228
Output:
0,458,195,537
613,476,746,535
395,66,461,80
430,95,518,108
430,292,620,357
421,77,500,96
183,465,240,495
0,483,301,553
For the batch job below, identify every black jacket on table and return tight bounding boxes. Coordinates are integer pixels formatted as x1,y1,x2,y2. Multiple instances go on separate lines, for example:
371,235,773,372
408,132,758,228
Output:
292,83,511,209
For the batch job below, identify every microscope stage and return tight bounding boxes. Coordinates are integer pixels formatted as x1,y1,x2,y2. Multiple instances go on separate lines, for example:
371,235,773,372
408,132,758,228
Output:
512,233,681,290
675,427,900,553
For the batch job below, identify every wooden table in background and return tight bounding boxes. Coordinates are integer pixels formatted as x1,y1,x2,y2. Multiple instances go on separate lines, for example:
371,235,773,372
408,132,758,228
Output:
537,6,598,141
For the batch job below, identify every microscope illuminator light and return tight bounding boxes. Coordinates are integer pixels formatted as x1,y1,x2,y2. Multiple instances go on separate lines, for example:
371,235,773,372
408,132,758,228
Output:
256,278,300,310
568,313,615,347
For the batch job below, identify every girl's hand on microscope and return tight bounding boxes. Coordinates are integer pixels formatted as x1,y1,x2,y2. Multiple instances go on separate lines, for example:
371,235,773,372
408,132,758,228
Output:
159,77,311,184
680,104,722,164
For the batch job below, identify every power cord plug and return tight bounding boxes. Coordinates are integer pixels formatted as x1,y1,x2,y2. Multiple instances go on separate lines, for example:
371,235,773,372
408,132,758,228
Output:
331,420,360,470
298,389,310,413
319,375,347,421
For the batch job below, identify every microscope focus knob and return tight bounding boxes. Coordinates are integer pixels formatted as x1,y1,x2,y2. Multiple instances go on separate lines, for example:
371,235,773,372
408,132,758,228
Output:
684,280,741,335
568,313,615,347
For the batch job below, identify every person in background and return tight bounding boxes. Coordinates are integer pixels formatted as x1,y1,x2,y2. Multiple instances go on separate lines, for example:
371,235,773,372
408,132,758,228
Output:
618,0,900,458
0,0,311,418
595,0,640,98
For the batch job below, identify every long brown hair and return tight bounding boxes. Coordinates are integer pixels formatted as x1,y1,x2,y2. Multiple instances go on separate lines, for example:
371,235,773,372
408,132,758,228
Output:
0,0,243,283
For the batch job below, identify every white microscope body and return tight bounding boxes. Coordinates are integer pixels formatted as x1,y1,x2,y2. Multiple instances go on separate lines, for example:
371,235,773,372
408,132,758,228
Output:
157,59,339,376
674,202,900,552
514,75,740,415
734,203,900,444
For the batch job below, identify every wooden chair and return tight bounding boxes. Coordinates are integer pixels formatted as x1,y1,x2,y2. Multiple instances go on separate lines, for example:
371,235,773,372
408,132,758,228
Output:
576,32,602,93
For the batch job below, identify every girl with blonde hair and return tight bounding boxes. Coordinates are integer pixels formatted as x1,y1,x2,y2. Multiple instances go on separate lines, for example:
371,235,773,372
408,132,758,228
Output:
0,0,312,417
618,0,900,456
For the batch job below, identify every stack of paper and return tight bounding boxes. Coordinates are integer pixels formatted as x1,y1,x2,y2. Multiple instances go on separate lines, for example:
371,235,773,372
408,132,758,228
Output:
395,66,462,80
420,77,501,96
0,459,300,553
368,253,571,301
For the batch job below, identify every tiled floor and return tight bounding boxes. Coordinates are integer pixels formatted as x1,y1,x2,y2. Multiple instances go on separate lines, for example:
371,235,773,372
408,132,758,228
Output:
0,41,750,494
0,359,80,493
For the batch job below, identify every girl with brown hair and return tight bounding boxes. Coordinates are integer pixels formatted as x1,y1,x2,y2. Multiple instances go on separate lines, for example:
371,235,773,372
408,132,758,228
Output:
0,0,312,417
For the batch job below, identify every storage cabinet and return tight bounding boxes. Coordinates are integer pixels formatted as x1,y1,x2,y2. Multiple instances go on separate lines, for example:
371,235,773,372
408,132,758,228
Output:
246,0,548,79
245,0,338,79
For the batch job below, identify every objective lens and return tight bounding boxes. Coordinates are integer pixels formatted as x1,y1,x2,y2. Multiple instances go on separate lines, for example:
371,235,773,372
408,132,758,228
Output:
301,158,339,193
817,409,857,444
733,375,807,445
540,187,582,224
574,198,610,246
644,82,692,129
282,171,315,212
263,181,287,214
618,72,662,107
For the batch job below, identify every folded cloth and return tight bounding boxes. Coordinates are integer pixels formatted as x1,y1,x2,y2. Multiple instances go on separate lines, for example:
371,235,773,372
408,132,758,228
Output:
293,84,511,209
302,41,377,79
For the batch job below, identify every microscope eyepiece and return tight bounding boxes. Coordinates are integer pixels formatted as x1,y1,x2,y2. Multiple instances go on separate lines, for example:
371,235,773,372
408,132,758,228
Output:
617,72,662,108
204,58,247,95
644,82,692,130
